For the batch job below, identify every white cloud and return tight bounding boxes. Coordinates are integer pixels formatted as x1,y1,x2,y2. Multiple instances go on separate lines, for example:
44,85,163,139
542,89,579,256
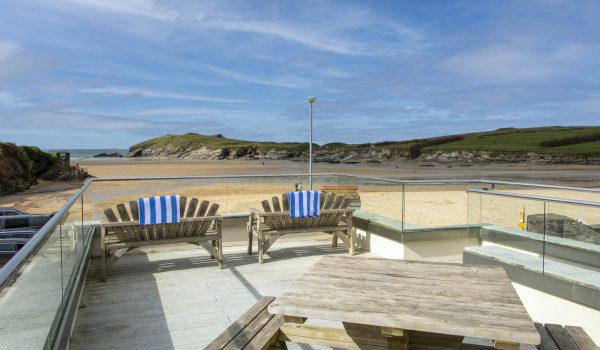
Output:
0,40,21,64
440,43,588,83
59,0,423,56
0,91,31,108
135,107,228,116
80,87,244,103
201,64,313,89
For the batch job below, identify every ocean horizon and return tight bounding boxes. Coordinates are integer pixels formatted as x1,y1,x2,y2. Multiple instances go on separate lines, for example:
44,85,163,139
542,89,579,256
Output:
45,148,128,160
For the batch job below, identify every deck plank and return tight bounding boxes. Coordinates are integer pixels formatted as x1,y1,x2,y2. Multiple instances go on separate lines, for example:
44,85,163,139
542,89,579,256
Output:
70,238,354,350
269,256,540,346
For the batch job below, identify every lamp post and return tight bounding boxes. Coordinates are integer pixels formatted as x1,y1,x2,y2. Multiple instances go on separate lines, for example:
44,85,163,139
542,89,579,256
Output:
308,96,316,189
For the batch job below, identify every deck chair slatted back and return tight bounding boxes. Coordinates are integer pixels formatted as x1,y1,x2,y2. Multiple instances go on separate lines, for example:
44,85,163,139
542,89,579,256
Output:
100,195,223,280
264,192,349,230
248,191,355,263
103,196,218,242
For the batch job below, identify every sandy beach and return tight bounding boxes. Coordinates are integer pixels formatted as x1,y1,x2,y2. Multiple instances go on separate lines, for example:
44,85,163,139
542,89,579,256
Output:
1,159,599,230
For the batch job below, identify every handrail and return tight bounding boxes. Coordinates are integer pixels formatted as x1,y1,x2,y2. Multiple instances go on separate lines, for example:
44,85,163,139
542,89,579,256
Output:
2,172,599,349
466,189,600,207
0,179,93,290
337,174,600,192
91,173,600,193
2,174,598,291
91,173,340,182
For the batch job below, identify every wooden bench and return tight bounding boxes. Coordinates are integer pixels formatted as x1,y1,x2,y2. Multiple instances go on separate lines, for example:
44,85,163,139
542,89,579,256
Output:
535,323,599,350
247,192,355,263
101,196,223,281
205,298,599,350
205,296,286,350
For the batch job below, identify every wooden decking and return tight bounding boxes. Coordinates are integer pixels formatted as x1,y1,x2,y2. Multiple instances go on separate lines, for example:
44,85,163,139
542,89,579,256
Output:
70,236,356,350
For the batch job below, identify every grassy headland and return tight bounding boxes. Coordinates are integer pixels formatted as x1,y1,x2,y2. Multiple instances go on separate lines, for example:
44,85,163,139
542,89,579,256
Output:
128,126,600,163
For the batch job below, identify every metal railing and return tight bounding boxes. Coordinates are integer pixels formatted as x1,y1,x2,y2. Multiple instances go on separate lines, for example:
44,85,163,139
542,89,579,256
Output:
3,174,599,289
0,173,598,349
466,189,600,207
0,179,93,290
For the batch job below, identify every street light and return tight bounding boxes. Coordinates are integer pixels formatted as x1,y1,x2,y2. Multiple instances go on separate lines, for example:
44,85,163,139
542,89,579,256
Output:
308,96,316,190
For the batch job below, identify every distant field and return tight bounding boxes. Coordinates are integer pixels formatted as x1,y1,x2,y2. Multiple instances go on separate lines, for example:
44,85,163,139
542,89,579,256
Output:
430,126,600,154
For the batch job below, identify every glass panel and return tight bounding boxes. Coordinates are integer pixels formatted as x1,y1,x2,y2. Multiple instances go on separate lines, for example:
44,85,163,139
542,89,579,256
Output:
487,182,600,202
90,174,405,254
478,194,546,272
0,223,64,349
467,192,482,242
403,183,478,228
543,202,600,276
61,198,85,310
91,176,315,243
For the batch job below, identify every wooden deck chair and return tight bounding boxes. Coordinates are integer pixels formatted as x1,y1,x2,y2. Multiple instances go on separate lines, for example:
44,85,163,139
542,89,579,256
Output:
247,192,354,263
100,196,223,280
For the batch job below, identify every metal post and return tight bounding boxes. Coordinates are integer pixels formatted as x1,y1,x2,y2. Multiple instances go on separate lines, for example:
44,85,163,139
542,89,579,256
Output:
308,97,316,189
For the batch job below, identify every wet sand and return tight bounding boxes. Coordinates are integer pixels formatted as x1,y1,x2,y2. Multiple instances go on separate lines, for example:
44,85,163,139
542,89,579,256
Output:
1,159,598,219
79,158,600,184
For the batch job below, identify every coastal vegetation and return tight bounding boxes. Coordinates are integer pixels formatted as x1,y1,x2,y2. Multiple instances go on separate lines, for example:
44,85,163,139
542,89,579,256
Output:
0,142,88,195
539,132,600,148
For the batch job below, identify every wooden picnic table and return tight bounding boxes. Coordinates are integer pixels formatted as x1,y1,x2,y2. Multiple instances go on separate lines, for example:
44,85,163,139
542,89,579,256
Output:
268,256,541,350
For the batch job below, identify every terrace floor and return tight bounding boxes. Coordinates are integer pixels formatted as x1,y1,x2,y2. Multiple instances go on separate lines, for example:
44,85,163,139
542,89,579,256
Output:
70,235,366,350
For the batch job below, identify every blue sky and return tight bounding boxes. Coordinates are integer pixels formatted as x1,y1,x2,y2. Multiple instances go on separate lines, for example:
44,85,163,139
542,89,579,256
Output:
0,0,599,148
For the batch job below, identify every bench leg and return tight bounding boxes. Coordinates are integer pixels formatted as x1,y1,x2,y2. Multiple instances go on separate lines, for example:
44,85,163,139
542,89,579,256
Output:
349,228,355,256
247,214,253,255
217,222,224,269
332,232,338,248
101,226,107,282
258,229,265,264
248,229,253,256
101,247,107,282
210,240,217,259
218,239,224,268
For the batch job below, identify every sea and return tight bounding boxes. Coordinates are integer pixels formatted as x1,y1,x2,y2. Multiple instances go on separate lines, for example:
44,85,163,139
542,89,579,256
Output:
45,149,129,160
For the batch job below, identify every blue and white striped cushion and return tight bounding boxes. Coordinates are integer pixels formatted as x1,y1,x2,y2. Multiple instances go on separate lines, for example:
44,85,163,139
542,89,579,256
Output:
138,195,181,225
288,191,320,218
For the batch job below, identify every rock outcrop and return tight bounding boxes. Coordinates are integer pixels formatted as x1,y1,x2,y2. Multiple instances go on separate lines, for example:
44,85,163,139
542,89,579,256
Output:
93,152,123,158
126,144,595,164
527,213,600,244
125,131,600,165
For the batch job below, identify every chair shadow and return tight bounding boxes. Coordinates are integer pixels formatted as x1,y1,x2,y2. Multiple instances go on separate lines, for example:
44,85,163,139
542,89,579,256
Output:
73,242,353,349
71,254,176,350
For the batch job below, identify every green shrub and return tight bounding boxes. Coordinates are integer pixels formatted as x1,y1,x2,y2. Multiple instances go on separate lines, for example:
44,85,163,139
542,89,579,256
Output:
539,133,600,147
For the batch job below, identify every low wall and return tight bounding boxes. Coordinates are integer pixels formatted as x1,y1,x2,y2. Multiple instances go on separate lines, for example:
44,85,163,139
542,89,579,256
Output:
353,211,480,262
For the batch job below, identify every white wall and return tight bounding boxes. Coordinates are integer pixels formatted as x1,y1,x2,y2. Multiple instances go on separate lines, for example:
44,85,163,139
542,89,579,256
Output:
513,282,600,345
355,228,404,260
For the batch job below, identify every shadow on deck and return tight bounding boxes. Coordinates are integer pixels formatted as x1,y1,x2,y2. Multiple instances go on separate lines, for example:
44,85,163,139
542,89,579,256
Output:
70,236,356,350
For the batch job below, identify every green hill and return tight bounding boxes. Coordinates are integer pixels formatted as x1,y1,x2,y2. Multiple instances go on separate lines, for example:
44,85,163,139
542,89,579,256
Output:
130,126,600,155
131,133,309,153
428,126,600,154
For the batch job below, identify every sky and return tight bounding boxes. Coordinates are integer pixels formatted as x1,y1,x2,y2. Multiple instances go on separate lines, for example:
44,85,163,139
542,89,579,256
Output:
0,0,599,149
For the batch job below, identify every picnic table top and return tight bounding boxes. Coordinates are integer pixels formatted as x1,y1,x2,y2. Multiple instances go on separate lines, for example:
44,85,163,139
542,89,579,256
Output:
268,256,541,346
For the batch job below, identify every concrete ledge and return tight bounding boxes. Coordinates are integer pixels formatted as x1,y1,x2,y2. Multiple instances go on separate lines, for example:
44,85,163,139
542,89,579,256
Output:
481,225,600,268
464,245,600,310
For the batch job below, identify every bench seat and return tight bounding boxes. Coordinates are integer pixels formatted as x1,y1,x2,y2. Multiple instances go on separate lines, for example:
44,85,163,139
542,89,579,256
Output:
205,296,285,350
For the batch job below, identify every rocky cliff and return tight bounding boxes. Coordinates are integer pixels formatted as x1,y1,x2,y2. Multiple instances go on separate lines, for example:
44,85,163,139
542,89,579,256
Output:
127,143,595,165
127,129,600,165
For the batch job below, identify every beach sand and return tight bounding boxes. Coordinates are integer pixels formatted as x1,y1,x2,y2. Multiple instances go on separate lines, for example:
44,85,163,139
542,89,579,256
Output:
1,159,598,229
